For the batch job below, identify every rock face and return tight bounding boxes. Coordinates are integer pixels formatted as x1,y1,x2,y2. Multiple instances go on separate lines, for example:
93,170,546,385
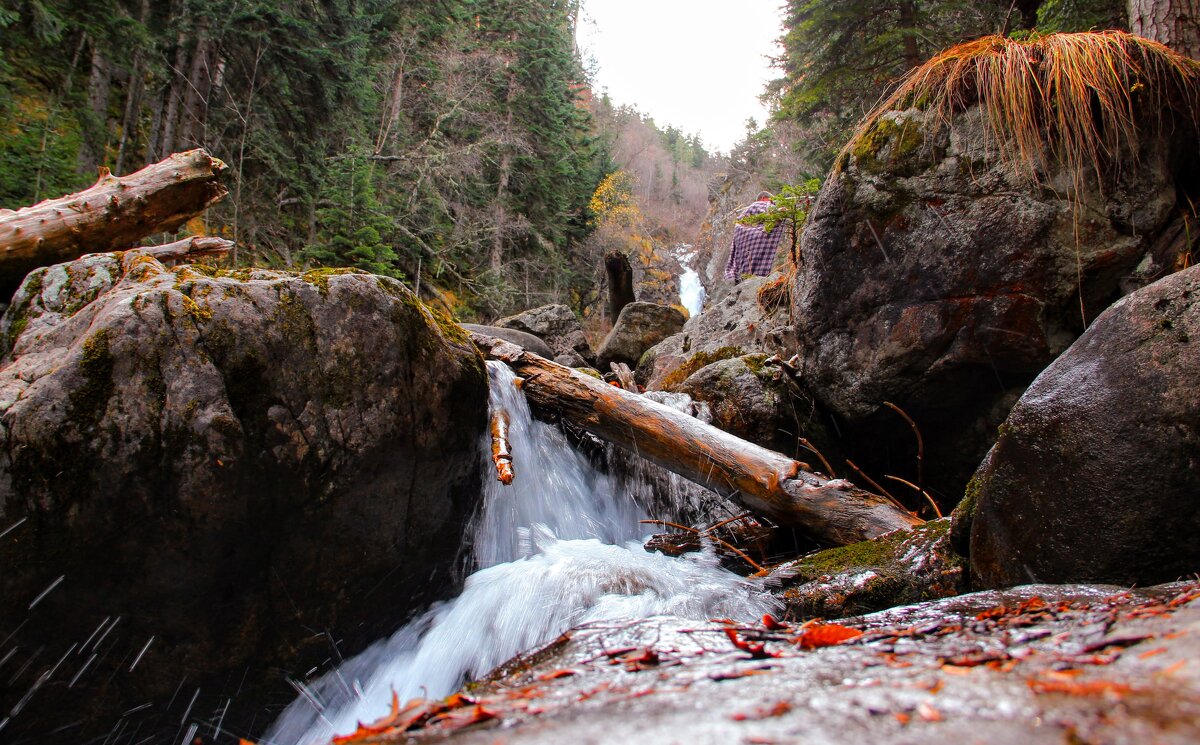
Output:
636,275,789,391
0,253,488,743
496,303,594,367
461,323,554,358
595,301,685,370
793,106,1195,499
963,265,1200,589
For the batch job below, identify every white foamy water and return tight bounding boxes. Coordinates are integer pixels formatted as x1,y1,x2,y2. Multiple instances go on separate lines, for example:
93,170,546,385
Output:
264,362,771,745
677,245,706,318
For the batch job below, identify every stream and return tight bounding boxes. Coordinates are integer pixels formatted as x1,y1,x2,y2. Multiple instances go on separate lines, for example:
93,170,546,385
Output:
263,362,772,745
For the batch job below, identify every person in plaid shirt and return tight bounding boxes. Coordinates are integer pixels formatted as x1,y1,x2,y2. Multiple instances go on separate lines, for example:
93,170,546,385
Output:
723,191,784,283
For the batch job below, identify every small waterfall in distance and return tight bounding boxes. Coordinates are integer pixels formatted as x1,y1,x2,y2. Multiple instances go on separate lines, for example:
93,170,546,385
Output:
264,362,772,745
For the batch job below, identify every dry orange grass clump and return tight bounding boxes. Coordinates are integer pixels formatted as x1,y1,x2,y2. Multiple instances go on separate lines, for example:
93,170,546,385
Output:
842,31,1200,190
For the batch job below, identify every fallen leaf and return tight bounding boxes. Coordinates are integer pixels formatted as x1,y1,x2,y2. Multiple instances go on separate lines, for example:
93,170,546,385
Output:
917,702,942,722
762,613,787,630
1137,647,1167,660
725,628,780,659
537,669,577,680
1157,659,1188,677
1027,678,1132,697
893,712,911,725
794,623,863,649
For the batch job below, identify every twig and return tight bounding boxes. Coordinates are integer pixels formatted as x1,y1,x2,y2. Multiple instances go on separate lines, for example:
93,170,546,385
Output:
704,513,755,533
883,401,924,493
797,437,837,478
640,520,766,573
844,459,906,511
884,475,942,518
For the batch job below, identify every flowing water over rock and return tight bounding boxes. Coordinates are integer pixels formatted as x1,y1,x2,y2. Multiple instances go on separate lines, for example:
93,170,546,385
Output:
677,244,706,318
264,362,771,745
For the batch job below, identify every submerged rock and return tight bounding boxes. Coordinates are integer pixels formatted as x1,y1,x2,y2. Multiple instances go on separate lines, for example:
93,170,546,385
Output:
495,303,594,367
793,105,1195,499
963,264,1200,588
595,301,685,370
0,254,488,743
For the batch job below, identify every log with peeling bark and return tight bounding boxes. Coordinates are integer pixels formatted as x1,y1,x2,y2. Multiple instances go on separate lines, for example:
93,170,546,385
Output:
0,149,228,299
470,331,922,546
490,409,515,485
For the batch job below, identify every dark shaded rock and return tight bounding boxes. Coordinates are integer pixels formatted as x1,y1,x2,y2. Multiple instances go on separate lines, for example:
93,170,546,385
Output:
0,255,488,743
966,264,1200,588
595,301,685,370
793,105,1196,501
443,582,1200,745
773,518,965,620
461,323,554,358
495,303,594,367
637,275,791,391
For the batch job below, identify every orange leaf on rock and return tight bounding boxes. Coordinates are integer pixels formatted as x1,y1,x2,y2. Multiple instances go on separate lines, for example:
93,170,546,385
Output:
538,668,578,680
794,623,863,649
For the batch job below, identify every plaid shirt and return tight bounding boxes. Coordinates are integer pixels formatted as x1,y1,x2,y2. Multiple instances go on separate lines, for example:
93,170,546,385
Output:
723,199,784,282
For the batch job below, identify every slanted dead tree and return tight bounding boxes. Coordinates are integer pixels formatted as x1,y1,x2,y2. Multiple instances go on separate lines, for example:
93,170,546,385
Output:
470,330,922,546
0,149,228,299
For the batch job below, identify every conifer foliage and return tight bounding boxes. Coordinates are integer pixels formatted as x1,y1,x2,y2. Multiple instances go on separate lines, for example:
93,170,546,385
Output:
0,0,605,317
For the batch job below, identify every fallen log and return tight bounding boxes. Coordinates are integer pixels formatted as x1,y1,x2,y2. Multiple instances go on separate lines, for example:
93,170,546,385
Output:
490,408,515,485
470,331,922,546
0,149,228,299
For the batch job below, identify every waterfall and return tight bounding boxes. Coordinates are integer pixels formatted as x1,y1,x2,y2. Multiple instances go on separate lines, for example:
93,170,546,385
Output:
677,244,706,317
264,362,772,745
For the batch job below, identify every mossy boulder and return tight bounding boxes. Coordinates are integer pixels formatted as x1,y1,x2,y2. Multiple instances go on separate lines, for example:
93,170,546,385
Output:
967,264,1200,588
773,518,966,620
595,301,685,370
0,252,488,743
793,103,1193,502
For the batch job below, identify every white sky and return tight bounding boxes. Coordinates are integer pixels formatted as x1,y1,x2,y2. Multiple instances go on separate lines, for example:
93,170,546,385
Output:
576,0,786,154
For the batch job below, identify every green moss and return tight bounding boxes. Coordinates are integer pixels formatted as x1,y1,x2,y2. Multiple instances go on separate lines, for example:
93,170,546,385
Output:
741,353,769,376
574,367,603,379
300,267,363,296
851,116,926,175
68,328,115,428
217,268,255,282
180,294,213,324
660,346,744,390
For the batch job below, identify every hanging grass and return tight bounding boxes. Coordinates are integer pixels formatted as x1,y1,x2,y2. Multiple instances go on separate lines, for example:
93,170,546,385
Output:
839,31,1200,190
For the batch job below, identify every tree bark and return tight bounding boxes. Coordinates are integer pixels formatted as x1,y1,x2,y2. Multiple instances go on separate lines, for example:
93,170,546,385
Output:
77,45,113,175
1129,0,1200,59
0,149,228,299
470,331,922,546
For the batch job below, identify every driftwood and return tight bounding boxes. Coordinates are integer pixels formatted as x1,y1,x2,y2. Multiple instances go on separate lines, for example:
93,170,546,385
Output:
0,149,228,298
471,331,922,546
490,409,515,485
124,235,234,264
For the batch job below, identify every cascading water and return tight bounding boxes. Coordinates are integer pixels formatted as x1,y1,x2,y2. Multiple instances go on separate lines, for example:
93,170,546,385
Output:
677,244,706,317
264,362,773,745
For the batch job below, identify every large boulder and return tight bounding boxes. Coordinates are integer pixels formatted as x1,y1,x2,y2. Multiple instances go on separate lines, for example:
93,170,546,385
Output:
595,301,685,370
637,275,789,391
793,105,1195,499
961,264,1200,588
496,303,594,367
0,254,488,743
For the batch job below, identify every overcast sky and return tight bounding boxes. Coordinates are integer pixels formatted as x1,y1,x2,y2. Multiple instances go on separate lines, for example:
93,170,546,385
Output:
576,0,786,154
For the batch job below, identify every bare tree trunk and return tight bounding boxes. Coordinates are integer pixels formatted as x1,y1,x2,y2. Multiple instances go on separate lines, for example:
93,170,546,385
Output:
471,331,922,546
490,59,519,273
605,251,635,323
0,150,228,299
1129,0,1200,59
77,45,113,175
898,2,922,68
179,31,215,149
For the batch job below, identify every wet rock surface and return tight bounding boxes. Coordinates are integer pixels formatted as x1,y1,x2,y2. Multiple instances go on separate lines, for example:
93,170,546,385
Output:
792,106,1194,500
964,264,1200,589
369,581,1200,745
772,519,966,621
460,323,555,359
496,304,594,367
0,253,488,743
595,301,685,370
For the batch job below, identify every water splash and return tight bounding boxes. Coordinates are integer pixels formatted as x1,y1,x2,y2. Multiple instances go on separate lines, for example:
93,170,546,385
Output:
677,244,706,317
264,362,770,745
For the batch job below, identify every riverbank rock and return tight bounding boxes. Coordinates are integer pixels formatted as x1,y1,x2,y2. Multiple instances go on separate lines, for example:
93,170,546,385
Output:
495,303,594,367
961,264,1200,589
793,105,1196,501
773,518,965,620
0,253,488,743
636,274,790,391
413,581,1200,745
460,323,554,359
595,301,685,370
